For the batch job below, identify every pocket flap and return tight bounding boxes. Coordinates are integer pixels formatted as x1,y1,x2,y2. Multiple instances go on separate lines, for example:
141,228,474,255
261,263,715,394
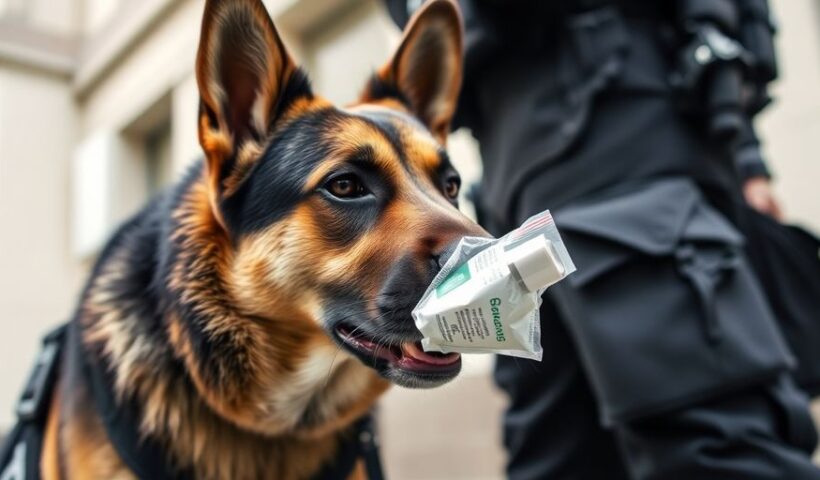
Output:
555,179,743,286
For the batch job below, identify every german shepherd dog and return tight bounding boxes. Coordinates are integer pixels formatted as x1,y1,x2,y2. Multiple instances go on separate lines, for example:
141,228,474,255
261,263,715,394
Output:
33,0,486,478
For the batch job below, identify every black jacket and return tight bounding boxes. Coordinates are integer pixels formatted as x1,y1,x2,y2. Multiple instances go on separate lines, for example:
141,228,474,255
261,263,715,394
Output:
385,0,772,232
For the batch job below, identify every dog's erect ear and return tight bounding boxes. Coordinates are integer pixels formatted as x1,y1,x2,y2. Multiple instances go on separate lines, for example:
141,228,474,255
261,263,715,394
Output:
363,0,463,144
196,0,307,227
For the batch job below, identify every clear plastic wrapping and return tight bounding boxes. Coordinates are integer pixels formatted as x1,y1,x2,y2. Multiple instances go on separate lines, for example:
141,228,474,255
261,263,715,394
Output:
411,211,575,360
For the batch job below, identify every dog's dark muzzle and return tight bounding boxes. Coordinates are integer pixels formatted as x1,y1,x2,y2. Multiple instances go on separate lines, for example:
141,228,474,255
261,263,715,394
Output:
328,239,467,388
374,240,461,335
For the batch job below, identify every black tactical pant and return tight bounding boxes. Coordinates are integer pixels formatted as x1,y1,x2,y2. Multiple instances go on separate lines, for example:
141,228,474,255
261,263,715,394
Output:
494,179,820,479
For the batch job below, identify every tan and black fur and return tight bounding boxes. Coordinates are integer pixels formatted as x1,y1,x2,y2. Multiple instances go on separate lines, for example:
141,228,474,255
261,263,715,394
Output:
38,0,486,478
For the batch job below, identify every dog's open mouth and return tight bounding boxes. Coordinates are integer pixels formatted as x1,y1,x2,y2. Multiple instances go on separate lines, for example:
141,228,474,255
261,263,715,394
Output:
334,324,461,382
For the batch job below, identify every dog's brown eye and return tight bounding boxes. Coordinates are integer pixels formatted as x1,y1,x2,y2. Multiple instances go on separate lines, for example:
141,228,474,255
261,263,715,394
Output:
444,178,460,199
326,174,368,199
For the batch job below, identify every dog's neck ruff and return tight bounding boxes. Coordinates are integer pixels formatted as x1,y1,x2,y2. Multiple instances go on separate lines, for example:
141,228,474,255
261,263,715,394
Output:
77,321,195,480
0,322,383,480
79,319,385,480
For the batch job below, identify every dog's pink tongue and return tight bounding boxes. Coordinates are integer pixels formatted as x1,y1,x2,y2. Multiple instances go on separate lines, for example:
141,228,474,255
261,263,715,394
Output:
401,342,460,365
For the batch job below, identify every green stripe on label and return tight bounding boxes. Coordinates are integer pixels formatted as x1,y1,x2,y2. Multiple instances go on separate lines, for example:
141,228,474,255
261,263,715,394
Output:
436,262,472,298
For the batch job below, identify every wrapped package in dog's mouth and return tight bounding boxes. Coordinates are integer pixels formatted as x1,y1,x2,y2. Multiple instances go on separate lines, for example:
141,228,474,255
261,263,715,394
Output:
411,211,575,360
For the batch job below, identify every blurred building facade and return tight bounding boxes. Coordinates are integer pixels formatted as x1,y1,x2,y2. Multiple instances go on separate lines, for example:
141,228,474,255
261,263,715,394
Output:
0,0,817,477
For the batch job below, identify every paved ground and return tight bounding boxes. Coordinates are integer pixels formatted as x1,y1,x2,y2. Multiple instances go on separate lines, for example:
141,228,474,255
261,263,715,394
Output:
379,358,506,480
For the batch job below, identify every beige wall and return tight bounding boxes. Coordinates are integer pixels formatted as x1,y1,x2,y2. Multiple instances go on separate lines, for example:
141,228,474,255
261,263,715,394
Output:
0,0,79,35
82,0,122,35
0,65,84,425
303,0,397,104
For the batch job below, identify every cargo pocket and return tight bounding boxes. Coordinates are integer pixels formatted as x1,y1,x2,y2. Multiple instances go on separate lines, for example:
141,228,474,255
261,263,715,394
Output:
551,179,795,426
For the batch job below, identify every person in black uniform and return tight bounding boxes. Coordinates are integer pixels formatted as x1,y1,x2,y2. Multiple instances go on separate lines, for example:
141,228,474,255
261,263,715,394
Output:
383,1,820,478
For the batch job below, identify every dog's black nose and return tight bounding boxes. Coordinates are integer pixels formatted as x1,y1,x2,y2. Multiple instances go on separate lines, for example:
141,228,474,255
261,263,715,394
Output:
433,240,461,272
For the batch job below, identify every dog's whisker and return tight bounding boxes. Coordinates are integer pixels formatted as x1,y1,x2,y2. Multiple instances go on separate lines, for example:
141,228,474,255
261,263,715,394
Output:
328,307,384,326
368,308,400,365
323,346,343,389
328,294,403,311
323,309,395,387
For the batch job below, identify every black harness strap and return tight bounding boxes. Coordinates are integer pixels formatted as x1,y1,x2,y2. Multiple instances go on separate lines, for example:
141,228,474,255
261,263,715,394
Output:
0,324,66,480
313,415,385,480
360,417,385,480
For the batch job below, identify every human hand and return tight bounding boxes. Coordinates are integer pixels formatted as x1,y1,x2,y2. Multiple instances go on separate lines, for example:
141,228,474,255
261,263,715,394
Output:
743,176,783,221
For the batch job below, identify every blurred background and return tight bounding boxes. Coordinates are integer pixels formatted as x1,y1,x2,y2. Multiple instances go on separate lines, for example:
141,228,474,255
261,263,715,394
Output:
0,0,817,478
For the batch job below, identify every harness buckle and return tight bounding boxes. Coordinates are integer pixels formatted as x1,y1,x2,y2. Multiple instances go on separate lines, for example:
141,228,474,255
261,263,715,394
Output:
16,339,60,422
0,443,26,480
